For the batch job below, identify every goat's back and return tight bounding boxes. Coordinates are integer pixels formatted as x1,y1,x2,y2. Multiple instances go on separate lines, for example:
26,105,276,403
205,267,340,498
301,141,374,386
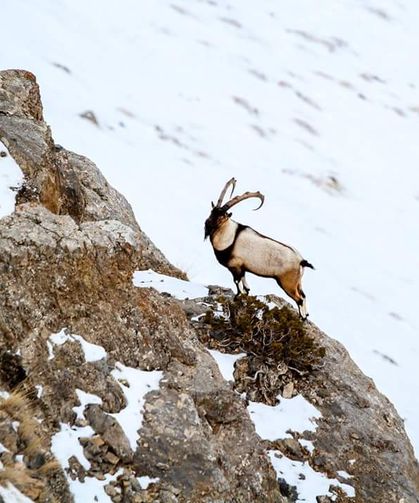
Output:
231,227,302,277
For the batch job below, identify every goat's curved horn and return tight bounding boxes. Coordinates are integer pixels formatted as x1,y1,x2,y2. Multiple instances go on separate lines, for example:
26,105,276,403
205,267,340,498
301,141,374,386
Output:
221,191,265,211
216,177,237,207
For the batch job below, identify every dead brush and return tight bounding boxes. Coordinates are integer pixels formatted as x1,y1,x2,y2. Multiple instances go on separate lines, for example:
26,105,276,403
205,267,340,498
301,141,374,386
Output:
0,467,44,498
0,390,29,417
0,389,61,495
202,295,325,376
0,390,45,458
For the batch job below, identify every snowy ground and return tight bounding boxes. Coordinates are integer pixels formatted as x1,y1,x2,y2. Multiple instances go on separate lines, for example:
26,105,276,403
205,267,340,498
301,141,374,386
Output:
48,329,162,503
0,151,23,219
1,0,419,496
269,452,355,502
133,269,208,299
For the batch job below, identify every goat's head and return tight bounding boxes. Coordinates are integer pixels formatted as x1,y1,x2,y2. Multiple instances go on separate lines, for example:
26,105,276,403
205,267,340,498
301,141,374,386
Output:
204,177,265,239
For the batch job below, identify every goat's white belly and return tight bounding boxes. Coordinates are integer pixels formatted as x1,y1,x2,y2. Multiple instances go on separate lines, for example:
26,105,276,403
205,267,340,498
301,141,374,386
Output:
232,233,301,276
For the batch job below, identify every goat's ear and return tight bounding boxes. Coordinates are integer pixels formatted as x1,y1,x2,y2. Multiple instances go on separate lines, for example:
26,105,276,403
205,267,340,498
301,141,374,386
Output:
211,201,215,208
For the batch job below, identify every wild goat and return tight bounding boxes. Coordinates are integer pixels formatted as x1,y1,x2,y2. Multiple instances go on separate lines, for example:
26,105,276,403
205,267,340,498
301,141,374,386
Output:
204,178,314,319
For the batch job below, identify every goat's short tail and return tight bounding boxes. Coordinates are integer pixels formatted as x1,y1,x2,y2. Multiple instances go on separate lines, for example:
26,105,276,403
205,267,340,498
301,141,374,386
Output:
301,259,315,270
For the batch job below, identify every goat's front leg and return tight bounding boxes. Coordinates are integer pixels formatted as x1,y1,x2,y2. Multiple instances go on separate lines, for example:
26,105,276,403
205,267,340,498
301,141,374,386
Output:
231,269,247,298
241,274,250,294
234,279,247,297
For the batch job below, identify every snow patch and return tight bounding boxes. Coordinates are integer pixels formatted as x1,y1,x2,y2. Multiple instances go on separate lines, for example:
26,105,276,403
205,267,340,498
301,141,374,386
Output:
137,476,160,489
299,439,315,454
269,451,356,501
68,468,123,503
248,395,321,440
51,418,122,502
35,385,43,398
248,393,355,499
49,339,161,499
49,330,71,346
72,334,107,362
133,269,208,300
111,362,162,451
46,341,54,360
208,349,245,381
51,423,94,470
0,483,34,503
0,146,23,219
73,389,103,420
337,470,352,480
49,329,107,362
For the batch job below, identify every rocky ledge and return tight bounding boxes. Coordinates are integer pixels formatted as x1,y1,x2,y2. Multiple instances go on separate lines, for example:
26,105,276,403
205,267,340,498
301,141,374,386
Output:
0,70,418,503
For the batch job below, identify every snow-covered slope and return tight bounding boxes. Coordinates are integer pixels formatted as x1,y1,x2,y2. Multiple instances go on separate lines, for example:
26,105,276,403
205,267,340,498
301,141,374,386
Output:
0,151,22,219
1,0,418,459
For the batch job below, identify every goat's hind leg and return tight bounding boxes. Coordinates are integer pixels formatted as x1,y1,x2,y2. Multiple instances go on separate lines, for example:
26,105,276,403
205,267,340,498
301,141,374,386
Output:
276,277,309,320
298,286,309,320
296,287,309,320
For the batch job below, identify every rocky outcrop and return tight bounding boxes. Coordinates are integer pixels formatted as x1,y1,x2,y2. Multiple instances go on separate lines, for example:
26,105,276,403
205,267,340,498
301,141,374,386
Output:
0,70,283,502
0,69,185,279
298,319,419,502
0,69,418,503
188,293,419,502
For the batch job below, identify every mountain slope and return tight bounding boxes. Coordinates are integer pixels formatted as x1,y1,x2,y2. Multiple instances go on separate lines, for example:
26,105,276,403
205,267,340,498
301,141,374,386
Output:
1,0,419,458
1,69,418,502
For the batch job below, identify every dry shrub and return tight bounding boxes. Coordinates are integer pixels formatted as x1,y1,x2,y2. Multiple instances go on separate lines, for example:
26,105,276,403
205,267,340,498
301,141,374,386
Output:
0,390,45,457
203,295,325,374
0,390,62,500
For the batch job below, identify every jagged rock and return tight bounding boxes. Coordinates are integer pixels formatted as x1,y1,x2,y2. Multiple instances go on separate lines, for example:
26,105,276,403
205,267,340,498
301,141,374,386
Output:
282,381,294,399
0,69,284,502
270,438,308,462
190,293,419,503
0,69,185,279
300,314,419,502
317,497,333,503
84,404,133,463
135,351,283,501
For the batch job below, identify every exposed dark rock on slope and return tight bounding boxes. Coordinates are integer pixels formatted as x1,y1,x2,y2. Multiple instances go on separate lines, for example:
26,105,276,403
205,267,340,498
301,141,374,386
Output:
0,69,185,280
0,70,283,502
0,69,418,503
187,294,419,502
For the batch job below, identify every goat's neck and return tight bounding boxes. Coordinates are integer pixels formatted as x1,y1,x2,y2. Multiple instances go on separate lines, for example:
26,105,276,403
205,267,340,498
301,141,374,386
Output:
211,218,238,250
